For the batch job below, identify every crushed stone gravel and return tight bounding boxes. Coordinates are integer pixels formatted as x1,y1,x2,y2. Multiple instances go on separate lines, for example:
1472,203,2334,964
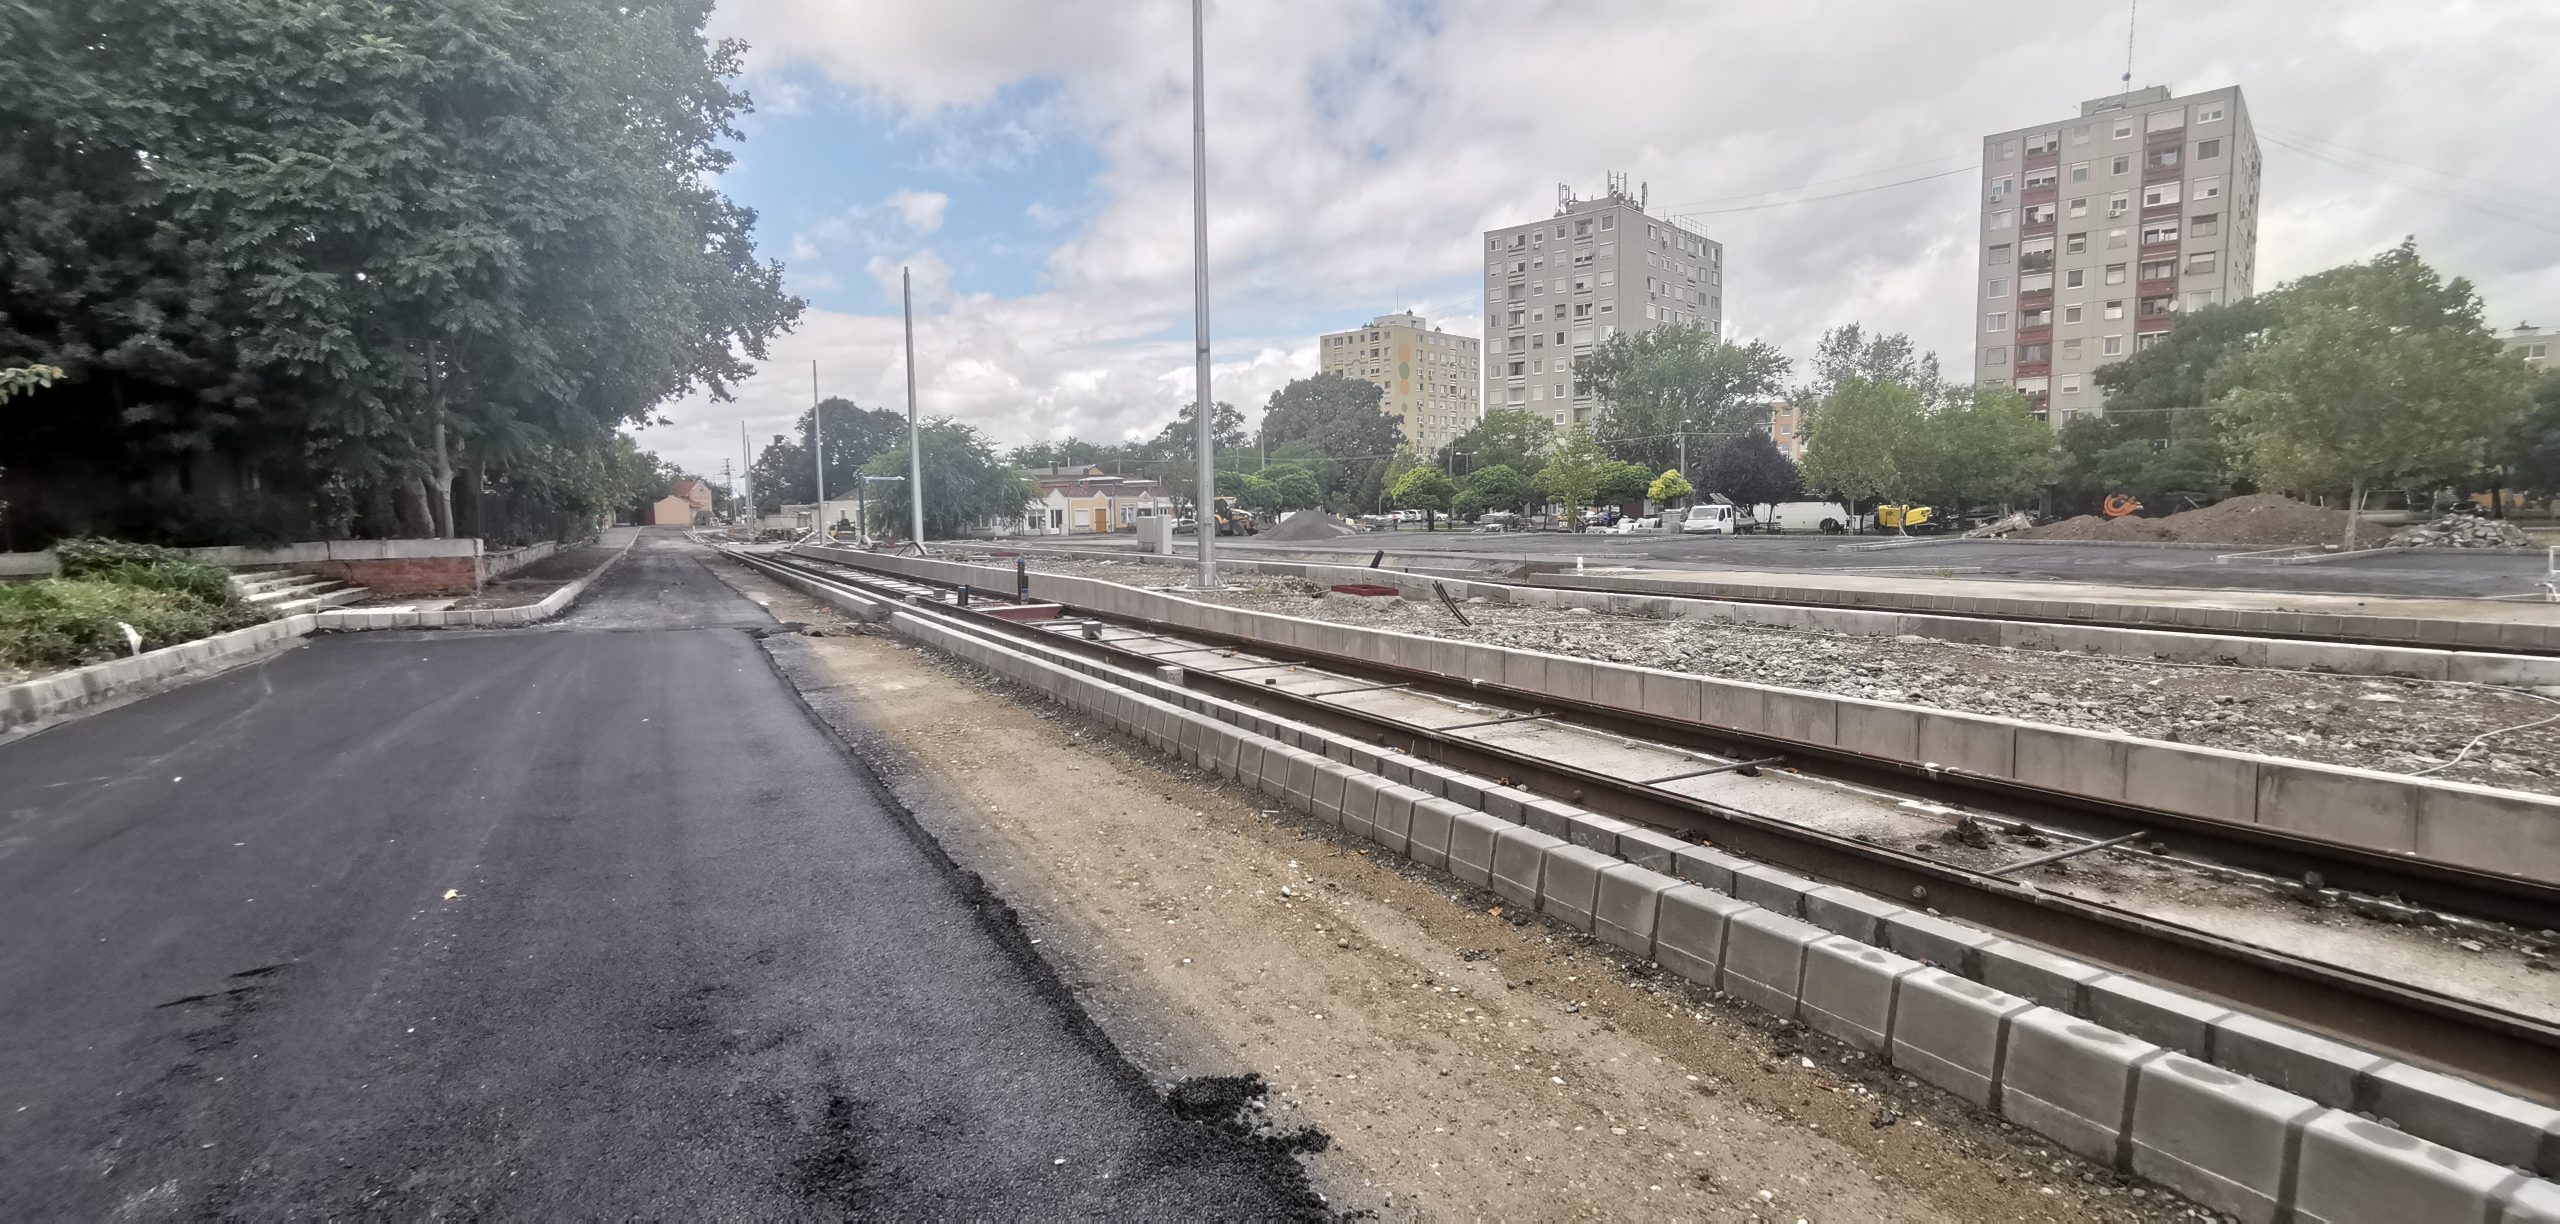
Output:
961,552,2560,797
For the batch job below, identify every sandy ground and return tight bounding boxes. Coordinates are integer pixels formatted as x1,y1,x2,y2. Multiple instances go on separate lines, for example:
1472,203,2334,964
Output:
954,553,2560,797
714,561,2203,1221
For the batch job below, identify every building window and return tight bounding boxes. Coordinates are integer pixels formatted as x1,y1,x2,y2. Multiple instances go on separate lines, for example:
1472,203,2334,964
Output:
1988,174,2013,199
2061,375,2084,396
2065,269,2086,288
2022,306,2052,327
2102,334,2124,356
2186,250,2218,275
2025,202,2055,225
2141,221,2180,244
1985,312,2009,332
2070,161,2090,182
2108,193,2129,217
2024,168,2057,190
1984,346,2008,365
2068,197,2088,218
1986,277,2008,298
2143,181,2182,207
2105,263,2127,285
2191,213,2220,237
2026,130,2059,155
2139,294,2176,318
2104,300,2125,320
1600,214,1614,229
2113,118,2134,139
1989,209,2013,231
2196,138,2222,161
2064,304,2084,324
2021,272,2053,293
2151,147,2182,171
2193,176,2222,200
2147,107,2186,133
2108,226,2130,249
2110,154,2130,176
2066,231,2088,254
1999,138,2018,159
2063,337,2083,359
2197,103,2226,124
2187,288,2221,311
1988,243,2012,265
2019,342,2050,363
2141,257,2177,280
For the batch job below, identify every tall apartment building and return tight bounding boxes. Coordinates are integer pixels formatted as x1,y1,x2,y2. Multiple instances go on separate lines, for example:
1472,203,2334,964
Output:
1483,176,1723,429
1973,85,2261,423
1317,312,1481,455
2503,323,2553,371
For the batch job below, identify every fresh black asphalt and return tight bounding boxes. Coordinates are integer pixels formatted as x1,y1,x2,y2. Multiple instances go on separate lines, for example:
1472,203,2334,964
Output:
0,532,1319,1218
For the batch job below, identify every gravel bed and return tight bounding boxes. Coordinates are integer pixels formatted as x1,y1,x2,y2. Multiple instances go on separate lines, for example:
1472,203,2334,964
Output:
962,552,2560,796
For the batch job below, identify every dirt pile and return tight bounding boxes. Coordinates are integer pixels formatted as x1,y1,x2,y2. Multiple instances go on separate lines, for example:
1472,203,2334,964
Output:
2018,494,2352,547
1254,509,1357,542
2386,514,2533,549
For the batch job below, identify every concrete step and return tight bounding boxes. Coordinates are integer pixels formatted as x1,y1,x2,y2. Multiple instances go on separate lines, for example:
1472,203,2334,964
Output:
274,584,368,614
243,577,344,605
230,570,313,598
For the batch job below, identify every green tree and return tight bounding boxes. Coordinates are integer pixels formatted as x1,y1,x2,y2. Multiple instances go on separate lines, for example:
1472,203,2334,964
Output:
2511,374,2560,499
1646,468,1694,507
1138,400,1246,460
1260,463,1324,512
1439,406,1554,476
1387,466,1455,516
0,0,796,546
1799,378,1924,524
749,398,910,506
1583,325,1790,474
1697,433,1802,510
1792,324,1945,411
2091,299,2276,432
1594,461,1651,510
860,419,1035,539
1453,464,1532,518
0,364,64,403
1532,424,1614,529
2210,240,2537,548
1912,387,2059,513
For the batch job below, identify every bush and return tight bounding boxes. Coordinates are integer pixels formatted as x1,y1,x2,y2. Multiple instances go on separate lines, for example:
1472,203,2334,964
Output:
53,537,238,603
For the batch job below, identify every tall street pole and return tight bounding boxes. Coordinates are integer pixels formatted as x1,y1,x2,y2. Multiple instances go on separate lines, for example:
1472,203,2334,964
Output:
1189,0,1217,587
903,266,925,549
809,360,825,534
740,420,755,531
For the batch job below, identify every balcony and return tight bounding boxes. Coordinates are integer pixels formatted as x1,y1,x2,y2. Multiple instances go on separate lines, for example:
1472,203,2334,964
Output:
2019,252,2055,274
2015,361,2052,379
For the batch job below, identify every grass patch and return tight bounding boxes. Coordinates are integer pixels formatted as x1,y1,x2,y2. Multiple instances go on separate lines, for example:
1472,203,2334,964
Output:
1,540,271,672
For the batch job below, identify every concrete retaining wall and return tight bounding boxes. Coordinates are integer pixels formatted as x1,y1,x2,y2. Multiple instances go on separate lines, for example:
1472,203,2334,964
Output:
803,546,2560,887
753,550,2558,1220
983,544,2559,687
0,536,635,731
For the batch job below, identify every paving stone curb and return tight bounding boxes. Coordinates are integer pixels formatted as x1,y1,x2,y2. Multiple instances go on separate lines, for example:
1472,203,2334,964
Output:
741,551,2559,1222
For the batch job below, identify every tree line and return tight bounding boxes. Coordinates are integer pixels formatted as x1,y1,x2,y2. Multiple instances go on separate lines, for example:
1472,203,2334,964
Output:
0,0,798,548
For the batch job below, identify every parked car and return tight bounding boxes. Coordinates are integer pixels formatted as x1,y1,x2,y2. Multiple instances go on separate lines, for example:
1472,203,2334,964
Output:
1605,515,1661,534
1679,503,1743,534
1170,516,1199,534
1474,510,1520,532
1763,500,1853,534
1586,507,1624,528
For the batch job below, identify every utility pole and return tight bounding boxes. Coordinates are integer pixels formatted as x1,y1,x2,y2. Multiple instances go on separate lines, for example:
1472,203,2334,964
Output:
809,360,825,536
739,420,756,531
1189,0,1217,587
902,266,925,549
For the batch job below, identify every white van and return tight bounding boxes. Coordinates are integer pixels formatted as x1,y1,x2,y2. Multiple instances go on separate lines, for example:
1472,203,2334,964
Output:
1763,500,1853,534
1679,504,1741,535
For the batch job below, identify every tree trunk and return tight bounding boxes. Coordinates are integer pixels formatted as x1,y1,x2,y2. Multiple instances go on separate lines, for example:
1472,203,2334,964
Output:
399,478,434,538
424,344,456,539
2343,478,2364,551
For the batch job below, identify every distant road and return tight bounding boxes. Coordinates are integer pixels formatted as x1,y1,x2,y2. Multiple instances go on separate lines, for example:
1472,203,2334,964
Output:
0,531,1312,1217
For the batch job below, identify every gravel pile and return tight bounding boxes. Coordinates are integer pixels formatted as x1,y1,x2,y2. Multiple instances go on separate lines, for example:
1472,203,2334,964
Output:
2020,494,2352,547
2386,514,2533,549
956,552,2560,796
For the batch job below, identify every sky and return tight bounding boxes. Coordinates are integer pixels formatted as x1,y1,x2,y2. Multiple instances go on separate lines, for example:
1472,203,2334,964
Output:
648,0,2560,483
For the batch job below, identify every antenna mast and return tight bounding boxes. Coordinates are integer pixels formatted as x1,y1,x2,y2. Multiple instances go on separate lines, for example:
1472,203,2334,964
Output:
2120,0,2138,100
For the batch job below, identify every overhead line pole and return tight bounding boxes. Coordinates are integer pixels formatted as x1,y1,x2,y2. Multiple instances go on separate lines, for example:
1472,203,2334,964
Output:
903,266,925,551
809,360,824,538
1189,0,1217,587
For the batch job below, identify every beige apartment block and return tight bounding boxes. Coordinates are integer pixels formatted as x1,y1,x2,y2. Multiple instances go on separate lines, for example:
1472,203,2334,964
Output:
2504,322,2553,371
1973,85,2262,424
1317,311,1481,455
1484,175,1724,429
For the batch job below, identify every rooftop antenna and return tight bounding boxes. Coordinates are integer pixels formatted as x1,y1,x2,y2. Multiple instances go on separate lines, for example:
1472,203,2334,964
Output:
2120,0,2138,103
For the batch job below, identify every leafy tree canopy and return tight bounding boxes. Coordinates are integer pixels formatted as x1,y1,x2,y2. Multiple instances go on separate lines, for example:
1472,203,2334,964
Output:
860,419,1035,539
1698,433,1802,510
1531,425,1615,526
1439,406,1553,476
1793,324,1946,412
1584,324,1790,474
1646,469,1694,506
1386,466,1454,513
1798,377,1924,510
1453,464,1532,518
1910,386,2059,511
2513,375,2560,499
749,398,909,506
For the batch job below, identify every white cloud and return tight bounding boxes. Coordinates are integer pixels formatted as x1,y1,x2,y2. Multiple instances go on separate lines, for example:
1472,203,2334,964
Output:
887,188,949,233
665,0,2560,478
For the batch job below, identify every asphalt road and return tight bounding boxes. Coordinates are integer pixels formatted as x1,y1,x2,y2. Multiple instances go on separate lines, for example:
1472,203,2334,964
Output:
0,532,1315,1218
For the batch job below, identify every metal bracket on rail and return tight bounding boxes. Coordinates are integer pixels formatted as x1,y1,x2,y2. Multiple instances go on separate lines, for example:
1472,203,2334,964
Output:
1985,830,2150,877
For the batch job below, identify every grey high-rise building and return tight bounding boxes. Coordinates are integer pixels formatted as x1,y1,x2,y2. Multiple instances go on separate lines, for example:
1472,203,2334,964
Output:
1483,175,1723,429
1972,85,2261,424
1317,312,1481,455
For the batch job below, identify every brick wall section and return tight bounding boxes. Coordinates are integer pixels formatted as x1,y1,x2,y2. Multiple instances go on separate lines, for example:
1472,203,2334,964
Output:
305,556,480,597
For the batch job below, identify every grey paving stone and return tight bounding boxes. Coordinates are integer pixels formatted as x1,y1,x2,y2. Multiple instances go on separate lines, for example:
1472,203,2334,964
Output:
2498,1175,2560,1224
2208,1012,2388,1111
1978,938,2111,1012
2293,1110,2521,1224
1670,842,1753,892
1446,810,1507,888
1491,826,1567,909
1730,864,1823,916
2361,1059,2560,1175
2129,1053,2322,1224
1653,885,1754,987
1801,884,1904,943
1593,864,1679,959
1798,936,1922,1052
1613,827,1688,874
1521,797,1584,840
1562,813,1636,854
1998,1007,2162,1166
1369,784,1426,856
1719,908,1823,1018
1405,797,1467,871
1538,843,1620,933
1875,908,1999,976
1891,968,2035,1109
2087,974,2230,1059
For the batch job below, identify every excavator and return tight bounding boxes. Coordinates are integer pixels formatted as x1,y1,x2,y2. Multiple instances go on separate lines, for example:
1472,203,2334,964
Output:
1212,497,1258,537
1873,503,1937,533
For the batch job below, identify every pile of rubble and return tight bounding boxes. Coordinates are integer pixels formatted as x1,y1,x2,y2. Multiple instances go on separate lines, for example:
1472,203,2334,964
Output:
2384,513,2533,549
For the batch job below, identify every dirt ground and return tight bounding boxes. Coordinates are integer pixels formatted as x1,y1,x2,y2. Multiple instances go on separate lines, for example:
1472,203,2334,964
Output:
717,562,2204,1221
955,553,2560,797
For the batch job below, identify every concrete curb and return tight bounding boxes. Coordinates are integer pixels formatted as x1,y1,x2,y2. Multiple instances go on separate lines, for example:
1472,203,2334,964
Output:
1,533,636,732
801,547,2560,887
737,550,2559,1222
967,543,2560,687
